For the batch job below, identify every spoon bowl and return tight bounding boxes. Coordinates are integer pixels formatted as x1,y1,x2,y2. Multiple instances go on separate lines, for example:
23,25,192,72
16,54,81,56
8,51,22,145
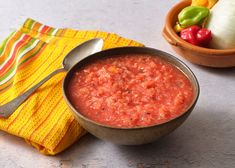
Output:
63,38,104,70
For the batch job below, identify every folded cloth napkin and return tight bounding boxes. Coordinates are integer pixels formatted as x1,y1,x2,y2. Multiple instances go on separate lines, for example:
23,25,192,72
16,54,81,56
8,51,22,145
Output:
0,18,143,155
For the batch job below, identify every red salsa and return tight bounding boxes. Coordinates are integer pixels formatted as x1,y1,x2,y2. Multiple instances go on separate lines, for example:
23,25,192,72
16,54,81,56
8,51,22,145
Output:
68,54,194,128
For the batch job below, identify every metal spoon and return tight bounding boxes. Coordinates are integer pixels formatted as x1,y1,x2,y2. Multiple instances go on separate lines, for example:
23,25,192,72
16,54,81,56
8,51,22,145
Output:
0,38,104,118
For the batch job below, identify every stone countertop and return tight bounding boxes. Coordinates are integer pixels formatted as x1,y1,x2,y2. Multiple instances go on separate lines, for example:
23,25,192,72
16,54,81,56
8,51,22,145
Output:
0,0,234,168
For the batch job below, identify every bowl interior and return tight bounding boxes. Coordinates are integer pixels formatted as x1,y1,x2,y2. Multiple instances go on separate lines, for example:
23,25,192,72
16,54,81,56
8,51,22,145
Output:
63,47,200,129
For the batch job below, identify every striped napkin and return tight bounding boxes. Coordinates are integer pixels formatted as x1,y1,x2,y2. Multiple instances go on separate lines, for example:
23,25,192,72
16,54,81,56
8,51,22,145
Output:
0,18,143,155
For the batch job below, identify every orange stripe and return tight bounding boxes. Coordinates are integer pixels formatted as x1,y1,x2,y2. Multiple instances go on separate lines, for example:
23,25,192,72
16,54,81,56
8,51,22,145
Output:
0,32,22,66
0,77,13,90
94,31,99,38
115,36,121,44
17,79,63,135
31,22,41,31
28,96,63,141
74,30,81,39
74,30,80,38
40,108,67,145
40,26,50,34
18,45,47,69
45,27,52,34
54,118,75,151
128,40,134,46
0,35,31,76
70,31,77,38
18,41,45,65
73,30,79,38
104,33,110,40
83,31,88,39
59,29,66,36
0,82,13,94
0,97,8,104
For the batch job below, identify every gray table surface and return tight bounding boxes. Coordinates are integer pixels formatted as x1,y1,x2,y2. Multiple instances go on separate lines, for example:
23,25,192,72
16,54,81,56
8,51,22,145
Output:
0,0,234,168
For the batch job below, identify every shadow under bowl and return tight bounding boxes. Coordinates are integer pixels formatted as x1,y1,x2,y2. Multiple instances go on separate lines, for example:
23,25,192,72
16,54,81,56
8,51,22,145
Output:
62,47,200,145
162,0,235,68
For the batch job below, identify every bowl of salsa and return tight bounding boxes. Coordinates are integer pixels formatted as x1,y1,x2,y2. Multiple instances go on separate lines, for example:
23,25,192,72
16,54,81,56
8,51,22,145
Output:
63,47,199,145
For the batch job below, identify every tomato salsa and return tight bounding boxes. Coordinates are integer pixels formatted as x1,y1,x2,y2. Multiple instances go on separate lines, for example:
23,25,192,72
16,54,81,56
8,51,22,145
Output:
68,54,194,128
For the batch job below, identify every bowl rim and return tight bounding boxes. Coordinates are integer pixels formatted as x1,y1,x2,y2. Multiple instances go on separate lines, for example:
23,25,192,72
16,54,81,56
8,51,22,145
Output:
164,0,235,55
62,46,200,130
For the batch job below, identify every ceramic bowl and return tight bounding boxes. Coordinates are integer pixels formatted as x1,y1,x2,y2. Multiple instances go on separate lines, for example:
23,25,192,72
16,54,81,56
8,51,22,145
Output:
162,0,235,68
62,47,200,145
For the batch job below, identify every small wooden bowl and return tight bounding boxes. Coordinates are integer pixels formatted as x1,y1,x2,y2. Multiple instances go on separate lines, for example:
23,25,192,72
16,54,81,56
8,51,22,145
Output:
162,0,235,68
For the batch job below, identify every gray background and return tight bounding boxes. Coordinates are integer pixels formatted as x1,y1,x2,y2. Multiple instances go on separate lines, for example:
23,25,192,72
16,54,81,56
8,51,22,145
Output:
0,0,234,168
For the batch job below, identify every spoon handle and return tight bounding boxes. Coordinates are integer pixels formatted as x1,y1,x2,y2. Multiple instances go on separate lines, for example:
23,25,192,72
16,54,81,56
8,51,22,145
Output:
0,68,65,118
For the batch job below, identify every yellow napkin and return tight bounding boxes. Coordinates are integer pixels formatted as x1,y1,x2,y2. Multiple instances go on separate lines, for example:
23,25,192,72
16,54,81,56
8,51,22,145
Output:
0,18,143,155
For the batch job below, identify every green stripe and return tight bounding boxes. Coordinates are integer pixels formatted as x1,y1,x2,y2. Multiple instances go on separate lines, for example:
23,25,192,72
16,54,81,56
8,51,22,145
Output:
19,41,45,63
20,43,46,65
0,32,15,56
0,82,13,92
0,62,17,82
28,19,35,29
47,28,55,35
18,38,36,56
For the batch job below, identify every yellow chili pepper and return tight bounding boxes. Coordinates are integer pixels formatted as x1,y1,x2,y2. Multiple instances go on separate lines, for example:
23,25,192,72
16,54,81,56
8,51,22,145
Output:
174,23,184,33
191,0,218,9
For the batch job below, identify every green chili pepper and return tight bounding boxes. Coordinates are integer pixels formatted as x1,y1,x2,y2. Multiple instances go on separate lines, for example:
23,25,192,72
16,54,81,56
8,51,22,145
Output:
178,6,209,27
